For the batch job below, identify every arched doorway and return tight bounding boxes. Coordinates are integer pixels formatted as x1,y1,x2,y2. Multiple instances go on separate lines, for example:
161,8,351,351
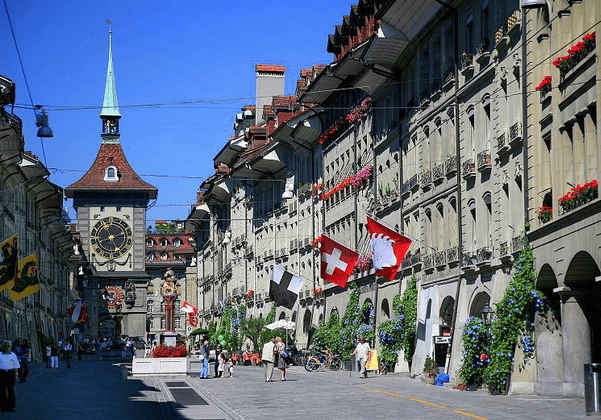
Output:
435,296,455,368
469,292,490,318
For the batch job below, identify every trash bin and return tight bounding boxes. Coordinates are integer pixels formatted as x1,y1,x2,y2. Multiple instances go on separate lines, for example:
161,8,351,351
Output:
584,363,601,416
344,354,357,371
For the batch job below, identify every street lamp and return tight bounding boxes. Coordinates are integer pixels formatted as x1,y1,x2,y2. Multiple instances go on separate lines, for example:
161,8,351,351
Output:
480,304,494,325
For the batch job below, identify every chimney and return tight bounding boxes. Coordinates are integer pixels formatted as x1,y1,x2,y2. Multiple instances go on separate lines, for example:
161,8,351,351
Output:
255,64,286,125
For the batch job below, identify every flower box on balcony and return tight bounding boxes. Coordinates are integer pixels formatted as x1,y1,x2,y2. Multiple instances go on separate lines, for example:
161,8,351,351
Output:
477,151,492,171
462,159,476,180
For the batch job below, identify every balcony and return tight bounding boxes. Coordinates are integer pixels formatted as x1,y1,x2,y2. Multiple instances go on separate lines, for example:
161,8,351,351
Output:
512,235,525,254
461,54,474,75
461,158,476,180
499,241,511,261
445,156,457,176
409,174,419,191
401,258,412,270
443,69,455,90
507,9,521,36
423,254,434,272
509,122,522,148
420,170,432,189
434,251,446,268
401,181,411,196
477,150,492,172
462,252,478,270
432,164,444,182
410,253,422,267
496,132,509,156
446,246,460,265
476,246,493,266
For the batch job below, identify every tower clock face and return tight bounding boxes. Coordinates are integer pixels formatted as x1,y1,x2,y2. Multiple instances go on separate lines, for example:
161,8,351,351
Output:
90,217,132,259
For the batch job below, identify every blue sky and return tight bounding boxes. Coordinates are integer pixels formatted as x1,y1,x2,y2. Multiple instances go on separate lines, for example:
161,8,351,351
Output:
1,0,352,224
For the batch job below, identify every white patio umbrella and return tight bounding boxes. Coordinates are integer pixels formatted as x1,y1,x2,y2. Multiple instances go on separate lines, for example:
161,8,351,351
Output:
264,319,296,351
265,319,295,330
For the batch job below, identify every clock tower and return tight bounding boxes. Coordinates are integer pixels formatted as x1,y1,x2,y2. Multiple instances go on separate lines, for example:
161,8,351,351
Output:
65,24,157,339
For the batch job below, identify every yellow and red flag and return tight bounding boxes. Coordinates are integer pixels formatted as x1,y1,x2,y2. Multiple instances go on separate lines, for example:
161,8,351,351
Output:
10,253,40,302
0,235,18,292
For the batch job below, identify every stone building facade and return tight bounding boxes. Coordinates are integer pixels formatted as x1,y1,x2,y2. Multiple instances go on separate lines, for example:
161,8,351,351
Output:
0,74,75,361
524,0,600,397
186,0,599,397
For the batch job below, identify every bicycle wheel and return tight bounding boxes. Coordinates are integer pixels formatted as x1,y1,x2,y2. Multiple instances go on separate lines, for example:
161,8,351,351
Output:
328,356,342,371
293,354,306,366
305,357,321,372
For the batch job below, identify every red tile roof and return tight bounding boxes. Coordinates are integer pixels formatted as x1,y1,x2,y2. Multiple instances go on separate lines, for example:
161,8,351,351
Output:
65,142,157,198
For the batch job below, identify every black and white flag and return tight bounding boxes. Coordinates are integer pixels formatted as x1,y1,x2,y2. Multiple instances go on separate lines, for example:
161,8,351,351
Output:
269,264,306,309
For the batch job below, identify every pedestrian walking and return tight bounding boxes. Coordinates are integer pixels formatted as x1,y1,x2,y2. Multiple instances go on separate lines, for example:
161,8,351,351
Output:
214,344,222,378
261,338,276,382
15,339,30,382
50,342,60,369
45,343,52,368
0,340,20,412
217,351,226,378
351,336,371,379
199,339,210,379
274,337,287,381
62,339,73,368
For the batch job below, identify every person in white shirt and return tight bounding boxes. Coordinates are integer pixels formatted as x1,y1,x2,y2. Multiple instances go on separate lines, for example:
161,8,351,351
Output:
351,336,371,379
0,340,20,412
261,338,276,382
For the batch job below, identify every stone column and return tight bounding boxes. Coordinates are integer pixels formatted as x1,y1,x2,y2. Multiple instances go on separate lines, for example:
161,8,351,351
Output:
583,108,597,181
161,268,178,347
556,288,591,397
572,116,585,184
534,310,564,396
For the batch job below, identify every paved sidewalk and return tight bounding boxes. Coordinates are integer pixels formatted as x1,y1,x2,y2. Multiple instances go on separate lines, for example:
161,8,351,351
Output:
4,357,590,420
188,365,588,420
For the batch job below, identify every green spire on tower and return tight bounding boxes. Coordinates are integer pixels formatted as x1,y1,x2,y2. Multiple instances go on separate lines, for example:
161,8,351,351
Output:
100,21,121,141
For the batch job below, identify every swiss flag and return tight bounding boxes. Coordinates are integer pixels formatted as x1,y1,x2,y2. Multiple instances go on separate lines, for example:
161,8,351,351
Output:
67,301,88,325
366,216,412,280
319,235,359,288
181,301,198,314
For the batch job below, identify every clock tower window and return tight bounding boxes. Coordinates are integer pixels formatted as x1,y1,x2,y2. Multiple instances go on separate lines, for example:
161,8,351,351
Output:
104,165,120,182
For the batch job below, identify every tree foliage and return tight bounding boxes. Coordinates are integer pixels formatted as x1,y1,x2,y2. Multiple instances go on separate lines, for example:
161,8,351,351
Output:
210,298,245,351
312,282,375,360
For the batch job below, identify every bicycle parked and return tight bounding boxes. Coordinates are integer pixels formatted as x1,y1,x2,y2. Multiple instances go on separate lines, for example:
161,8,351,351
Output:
304,349,342,372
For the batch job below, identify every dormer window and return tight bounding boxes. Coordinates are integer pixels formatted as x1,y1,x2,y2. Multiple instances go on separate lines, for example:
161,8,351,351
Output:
146,238,155,247
173,238,182,248
104,165,119,182
161,238,169,247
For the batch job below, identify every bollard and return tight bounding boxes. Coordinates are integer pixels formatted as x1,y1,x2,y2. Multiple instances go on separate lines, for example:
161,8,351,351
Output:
584,363,601,416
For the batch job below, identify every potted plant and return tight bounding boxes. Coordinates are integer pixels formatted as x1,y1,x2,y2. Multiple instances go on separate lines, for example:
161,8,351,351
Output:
423,355,438,385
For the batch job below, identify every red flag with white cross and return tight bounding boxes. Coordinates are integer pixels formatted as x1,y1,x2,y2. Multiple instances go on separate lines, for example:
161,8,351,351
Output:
319,235,359,288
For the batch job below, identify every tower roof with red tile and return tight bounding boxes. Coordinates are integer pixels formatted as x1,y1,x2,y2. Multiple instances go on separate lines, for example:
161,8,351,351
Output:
65,141,157,198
